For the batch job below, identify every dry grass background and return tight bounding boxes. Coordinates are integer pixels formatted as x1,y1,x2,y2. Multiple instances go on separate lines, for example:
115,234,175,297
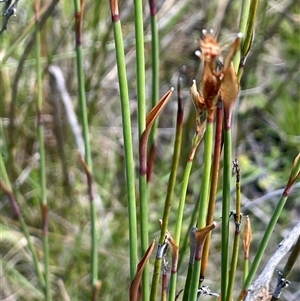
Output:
0,0,300,300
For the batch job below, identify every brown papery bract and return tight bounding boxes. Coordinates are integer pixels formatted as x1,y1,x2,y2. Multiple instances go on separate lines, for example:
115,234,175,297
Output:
130,242,155,301
243,215,252,259
199,32,221,112
220,62,239,130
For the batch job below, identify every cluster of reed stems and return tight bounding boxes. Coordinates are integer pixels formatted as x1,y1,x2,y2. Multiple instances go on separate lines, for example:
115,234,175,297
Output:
108,1,300,301
1,0,299,301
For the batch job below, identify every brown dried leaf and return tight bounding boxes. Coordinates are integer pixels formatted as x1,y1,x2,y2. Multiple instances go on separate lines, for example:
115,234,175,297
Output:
140,88,174,175
129,241,155,301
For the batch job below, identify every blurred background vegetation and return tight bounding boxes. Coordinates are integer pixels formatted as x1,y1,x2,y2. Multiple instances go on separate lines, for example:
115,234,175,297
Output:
0,0,299,300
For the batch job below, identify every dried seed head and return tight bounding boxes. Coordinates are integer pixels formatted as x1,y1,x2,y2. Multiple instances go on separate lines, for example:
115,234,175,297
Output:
200,31,221,61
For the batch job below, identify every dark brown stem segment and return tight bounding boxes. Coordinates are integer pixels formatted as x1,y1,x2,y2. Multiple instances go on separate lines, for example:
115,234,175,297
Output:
75,0,85,45
148,0,157,16
79,154,94,201
0,181,21,218
109,0,120,22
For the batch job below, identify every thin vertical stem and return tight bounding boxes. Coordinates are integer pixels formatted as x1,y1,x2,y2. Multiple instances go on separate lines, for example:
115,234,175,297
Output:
140,88,173,301
189,116,214,301
167,71,185,301
35,2,51,299
181,127,207,301
201,97,223,280
196,117,214,228
73,0,99,293
134,0,146,136
233,0,251,70
221,127,232,301
147,0,160,181
237,0,259,80
150,73,183,301
226,159,241,301
132,0,148,299
109,0,138,280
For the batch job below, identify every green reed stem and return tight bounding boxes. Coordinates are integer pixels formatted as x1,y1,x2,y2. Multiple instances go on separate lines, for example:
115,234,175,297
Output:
182,267,193,301
73,0,99,291
133,0,149,298
221,127,232,301
179,140,203,301
167,74,184,301
134,0,146,136
110,1,138,280
140,87,173,301
188,117,214,301
200,98,223,280
181,129,206,301
150,255,162,301
226,159,241,301
178,188,199,271
237,0,259,80
139,176,150,300
233,0,251,70
35,5,51,300
148,0,160,179
182,227,197,301
243,257,249,283
242,0,259,60
150,75,183,301
196,119,214,228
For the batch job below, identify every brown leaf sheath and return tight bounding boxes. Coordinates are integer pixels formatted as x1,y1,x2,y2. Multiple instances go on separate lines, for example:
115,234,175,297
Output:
220,62,239,130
